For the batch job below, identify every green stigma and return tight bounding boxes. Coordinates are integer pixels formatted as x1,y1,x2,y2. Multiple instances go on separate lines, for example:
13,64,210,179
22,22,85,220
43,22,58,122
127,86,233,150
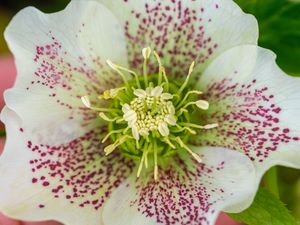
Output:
81,47,218,180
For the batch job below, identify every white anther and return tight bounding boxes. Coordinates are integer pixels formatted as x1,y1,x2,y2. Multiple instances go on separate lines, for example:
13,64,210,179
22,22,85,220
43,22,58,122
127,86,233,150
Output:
196,100,209,110
104,144,116,155
106,59,117,70
204,123,219,129
188,61,195,76
81,96,91,108
142,47,152,59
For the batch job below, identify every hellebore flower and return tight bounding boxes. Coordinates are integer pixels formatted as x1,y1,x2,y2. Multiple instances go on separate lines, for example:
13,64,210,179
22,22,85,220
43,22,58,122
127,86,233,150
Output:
1,0,300,225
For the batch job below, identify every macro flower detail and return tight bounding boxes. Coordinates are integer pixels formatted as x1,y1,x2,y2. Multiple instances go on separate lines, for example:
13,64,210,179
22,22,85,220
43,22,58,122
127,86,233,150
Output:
0,1,300,225
81,49,220,179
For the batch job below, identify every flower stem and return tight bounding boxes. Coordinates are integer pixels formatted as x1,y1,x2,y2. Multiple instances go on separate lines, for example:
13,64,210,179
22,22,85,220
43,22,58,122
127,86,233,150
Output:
263,166,280,198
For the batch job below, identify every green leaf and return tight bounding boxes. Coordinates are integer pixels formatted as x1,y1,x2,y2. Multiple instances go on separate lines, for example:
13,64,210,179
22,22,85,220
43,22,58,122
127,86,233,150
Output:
0,130,5,138
234,0,300,76
228,188,297,225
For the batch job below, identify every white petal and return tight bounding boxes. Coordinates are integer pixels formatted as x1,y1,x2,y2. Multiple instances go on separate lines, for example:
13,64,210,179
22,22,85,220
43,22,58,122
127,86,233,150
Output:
0,107,135,225
150,86,163,97
197,45,300,205
133,89,147,98
196,100,209,110
4,0,127,145
158,122,169,136
100,0,258,78
102,147,256,225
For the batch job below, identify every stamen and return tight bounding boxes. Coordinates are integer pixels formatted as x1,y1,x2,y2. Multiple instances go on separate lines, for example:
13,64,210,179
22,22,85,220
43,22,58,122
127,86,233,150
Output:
144,143,150,168
104,135,132,155
142,47,151,87
142,47,152,59
153,140,158,181
161,67,169,92
153,51,163,85
134,89,147,98
174,137,202,163
137,149,146,178
81,96,119,113
106,59,130,87
195,100,209,110
176,90,203,108
179,122,219,130
99,112,121,122
102,129,125,143
165,114,177,126
91,47,220,180
158,122,170,136
177,61,195,95
132,125,140,140
163,137,176,149
98,87,126,100
113,64,141,89
173,124,197,135
178,100,209,116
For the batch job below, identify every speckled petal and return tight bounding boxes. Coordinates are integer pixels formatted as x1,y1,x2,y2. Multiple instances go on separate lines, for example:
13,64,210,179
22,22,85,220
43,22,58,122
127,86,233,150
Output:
102,147,256,225
100,0,258,78
4,0,127,145
0,107,135,225
196,45,300,188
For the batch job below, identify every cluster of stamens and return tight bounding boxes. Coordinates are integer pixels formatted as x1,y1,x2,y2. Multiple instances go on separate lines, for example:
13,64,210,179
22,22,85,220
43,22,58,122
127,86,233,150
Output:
123,86,176,140
81,47,218,180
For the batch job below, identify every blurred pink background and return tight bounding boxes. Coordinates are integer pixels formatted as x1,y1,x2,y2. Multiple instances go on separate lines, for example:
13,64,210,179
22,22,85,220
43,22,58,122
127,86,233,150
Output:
0,56,240,225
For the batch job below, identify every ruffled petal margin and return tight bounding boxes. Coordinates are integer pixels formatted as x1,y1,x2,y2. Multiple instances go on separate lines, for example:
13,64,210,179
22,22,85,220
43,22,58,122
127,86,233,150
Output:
0,107,135,225
4,0,128,145
103,147,256,225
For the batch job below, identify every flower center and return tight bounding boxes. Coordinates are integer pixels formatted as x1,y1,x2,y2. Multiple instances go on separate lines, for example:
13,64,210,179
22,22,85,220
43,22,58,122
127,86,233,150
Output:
81,47,218,180
123,86,176,140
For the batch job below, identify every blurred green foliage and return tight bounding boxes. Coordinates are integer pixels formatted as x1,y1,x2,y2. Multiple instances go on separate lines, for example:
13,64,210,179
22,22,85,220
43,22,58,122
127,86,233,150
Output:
229,188,297,225
0,0,70,55
0,8,11,53
235,0,300,76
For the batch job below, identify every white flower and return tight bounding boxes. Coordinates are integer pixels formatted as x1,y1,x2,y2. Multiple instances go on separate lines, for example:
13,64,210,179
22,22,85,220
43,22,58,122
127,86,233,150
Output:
0,1,299,225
